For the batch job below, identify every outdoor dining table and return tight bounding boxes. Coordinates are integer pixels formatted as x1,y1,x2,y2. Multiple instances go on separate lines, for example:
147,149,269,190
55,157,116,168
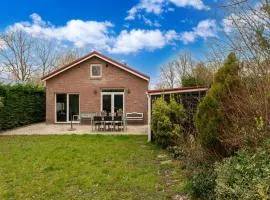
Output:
92,115,126,131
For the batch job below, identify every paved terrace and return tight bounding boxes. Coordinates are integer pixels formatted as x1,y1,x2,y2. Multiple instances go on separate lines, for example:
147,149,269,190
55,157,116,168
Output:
0,123,148,135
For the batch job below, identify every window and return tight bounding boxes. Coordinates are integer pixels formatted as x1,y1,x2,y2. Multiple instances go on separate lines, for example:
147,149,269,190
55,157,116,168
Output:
90,64,102,78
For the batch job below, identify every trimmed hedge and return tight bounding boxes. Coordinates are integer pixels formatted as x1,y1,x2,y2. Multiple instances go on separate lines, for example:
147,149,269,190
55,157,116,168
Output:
0,84,45,130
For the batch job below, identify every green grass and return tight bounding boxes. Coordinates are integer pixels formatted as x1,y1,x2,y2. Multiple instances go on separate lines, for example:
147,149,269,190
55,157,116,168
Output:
0,135,183,199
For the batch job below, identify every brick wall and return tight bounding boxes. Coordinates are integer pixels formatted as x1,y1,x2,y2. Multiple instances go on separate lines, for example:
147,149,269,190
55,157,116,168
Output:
45,57,149,124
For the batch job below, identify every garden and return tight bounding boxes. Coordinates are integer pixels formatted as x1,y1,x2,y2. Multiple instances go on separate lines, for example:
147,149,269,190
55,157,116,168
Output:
0,52,269,199
151,52,270,199
0,1,269,199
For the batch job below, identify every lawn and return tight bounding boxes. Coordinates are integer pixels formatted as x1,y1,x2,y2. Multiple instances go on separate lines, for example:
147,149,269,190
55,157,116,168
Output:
0,135,183,200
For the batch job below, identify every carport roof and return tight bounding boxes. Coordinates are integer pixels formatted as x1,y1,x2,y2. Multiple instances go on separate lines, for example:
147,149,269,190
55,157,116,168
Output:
147,86,208,95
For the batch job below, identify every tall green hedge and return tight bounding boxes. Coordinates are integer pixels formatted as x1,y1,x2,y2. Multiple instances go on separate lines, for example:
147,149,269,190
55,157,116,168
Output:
0,84,45,130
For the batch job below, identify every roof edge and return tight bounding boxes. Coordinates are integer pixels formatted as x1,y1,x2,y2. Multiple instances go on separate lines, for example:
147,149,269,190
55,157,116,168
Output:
41,51,150,81
147,86,208,95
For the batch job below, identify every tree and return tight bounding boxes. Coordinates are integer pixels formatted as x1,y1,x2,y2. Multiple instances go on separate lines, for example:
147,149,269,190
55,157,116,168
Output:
195,53,240,153
34,38,58,77
158,61,178,88
216,0,270,138
156,50,214,88
181,63,213,87
55,49,80,67
0,29,35,82
156,50,196,88
217,0,270,76
174,50,195,81
0,28,81,83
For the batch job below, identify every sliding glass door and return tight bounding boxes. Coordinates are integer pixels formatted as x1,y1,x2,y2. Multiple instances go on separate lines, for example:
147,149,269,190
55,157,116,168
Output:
56,94,67,122
69,94,80,121
56,93,79,122
101,91,124,115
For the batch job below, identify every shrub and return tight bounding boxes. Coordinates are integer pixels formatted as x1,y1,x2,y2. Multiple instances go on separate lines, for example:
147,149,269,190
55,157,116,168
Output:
0,84,45,130
179,135,218,200
168,98,186,126
195,53,240,152
151,97,186,148
187,165,216,200
215,143,270,200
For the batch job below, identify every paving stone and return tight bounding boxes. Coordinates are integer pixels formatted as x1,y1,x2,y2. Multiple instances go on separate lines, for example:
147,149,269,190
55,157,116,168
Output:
160,160,172,165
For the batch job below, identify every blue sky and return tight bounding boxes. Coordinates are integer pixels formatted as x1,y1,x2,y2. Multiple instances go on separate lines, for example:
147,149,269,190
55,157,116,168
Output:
0,0,225,82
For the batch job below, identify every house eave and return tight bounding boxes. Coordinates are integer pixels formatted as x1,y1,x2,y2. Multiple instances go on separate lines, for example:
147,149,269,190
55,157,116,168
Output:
41,51,150,82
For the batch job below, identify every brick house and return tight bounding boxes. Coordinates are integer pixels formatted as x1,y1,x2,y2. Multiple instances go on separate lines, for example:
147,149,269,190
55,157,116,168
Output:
41,51,149,124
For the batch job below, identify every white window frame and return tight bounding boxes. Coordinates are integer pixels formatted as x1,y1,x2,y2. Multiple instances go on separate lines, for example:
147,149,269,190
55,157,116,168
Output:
90,64,102,78
55,93,80,123
100,91,125,115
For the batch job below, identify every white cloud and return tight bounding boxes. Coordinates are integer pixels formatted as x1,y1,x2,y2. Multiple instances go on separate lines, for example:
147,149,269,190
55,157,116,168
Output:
7,13,114,50
169,0,209,10
221,13,249,34
165,30,178,41
125,0,209,21
30,13,46,26
221,15,235,34
4,13,218,55
142,16,161,27
180,19,217,44
125,0,164,20
109,29,177,54
0,39,6,50
6,13,181,55
221,5,268,35
180,32,196,43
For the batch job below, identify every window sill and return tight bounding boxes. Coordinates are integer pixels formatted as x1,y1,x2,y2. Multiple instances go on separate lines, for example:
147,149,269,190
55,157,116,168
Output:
90,77,102,80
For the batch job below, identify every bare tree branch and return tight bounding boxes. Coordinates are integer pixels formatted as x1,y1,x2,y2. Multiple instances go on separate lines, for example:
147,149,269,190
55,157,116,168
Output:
0,29,35,82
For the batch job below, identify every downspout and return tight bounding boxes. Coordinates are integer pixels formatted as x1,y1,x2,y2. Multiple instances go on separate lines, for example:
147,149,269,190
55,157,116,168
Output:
147,93,151,142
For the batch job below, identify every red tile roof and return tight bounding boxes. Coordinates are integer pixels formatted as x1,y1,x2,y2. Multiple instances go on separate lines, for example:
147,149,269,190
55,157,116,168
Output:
41,51,150,81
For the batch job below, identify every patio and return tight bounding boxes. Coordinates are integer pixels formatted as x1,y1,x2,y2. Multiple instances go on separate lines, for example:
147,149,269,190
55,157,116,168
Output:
0,123,147,136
